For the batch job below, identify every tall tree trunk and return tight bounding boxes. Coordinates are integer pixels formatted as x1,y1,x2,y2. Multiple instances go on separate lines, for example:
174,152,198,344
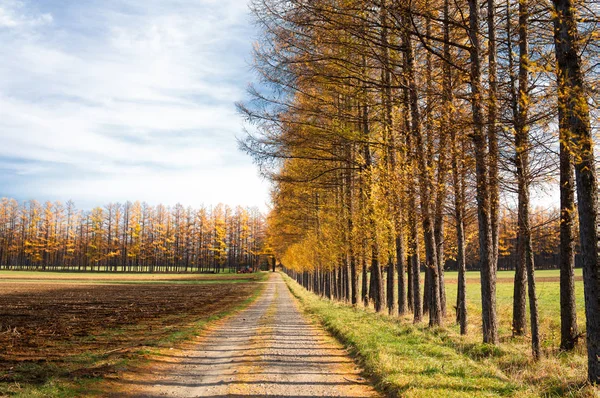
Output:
387,259,395,315
436,0,454,320
423,264,431,314
362,254,369,307
369,257,376,302
552,0,600,382
558,79,578,352
381,0,395,316
512,244,528,336
344,261,350,302
371,256,384,312
404,9,441,326
515,0,540,359
468,0,498,344
452,118,468,335
488,0,500,269
409,194,423,324
434,172,447,319
507,0,527,336
522,214,540,360
402,78,414,314
407,243,414,312
397,227,407,315
517,0,538,356
333,266,339,300
359,157,369,308
360,48,384,312
350,240,359,307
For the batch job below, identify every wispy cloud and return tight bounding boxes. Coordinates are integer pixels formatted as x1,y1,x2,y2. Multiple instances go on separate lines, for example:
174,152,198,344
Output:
0,0,269,209
0,0,52,28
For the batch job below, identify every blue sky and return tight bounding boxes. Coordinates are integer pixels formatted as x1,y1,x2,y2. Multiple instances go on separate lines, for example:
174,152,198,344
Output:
0,0,270,210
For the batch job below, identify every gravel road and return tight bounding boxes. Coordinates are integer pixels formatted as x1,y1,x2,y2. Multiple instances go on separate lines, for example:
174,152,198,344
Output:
116,272,379,397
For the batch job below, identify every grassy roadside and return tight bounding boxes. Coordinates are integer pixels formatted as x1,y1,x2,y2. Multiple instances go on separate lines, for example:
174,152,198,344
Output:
282,273,596,398
1,273,268,397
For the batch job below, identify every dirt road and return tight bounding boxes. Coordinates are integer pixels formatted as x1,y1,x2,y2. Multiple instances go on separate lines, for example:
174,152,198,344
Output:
115,273,379,397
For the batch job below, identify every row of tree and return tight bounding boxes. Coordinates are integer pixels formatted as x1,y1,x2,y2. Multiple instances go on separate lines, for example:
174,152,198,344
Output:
0,198,266,273
240,0,599,382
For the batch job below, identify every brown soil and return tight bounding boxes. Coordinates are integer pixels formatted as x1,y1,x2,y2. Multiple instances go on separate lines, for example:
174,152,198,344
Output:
0,281,257,385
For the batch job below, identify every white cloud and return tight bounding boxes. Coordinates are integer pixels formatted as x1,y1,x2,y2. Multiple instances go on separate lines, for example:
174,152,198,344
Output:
0,0,270,210
43,166,269,210
0,0,52,28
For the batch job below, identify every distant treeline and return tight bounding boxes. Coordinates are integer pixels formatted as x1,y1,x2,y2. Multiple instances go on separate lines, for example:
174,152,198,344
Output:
465,207,567,271
0,198,267,273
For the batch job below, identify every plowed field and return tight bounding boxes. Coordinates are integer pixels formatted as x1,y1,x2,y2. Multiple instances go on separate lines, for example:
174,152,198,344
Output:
0,274,262,392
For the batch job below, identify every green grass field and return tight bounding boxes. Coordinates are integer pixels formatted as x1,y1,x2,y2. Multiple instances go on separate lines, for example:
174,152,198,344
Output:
444,269,586,347
284,269,596,397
